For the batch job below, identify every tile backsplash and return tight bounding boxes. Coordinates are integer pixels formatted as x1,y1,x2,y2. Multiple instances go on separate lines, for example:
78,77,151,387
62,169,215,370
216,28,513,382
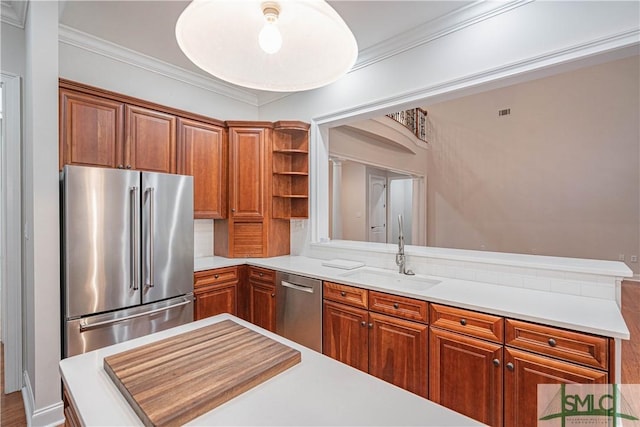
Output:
194,219,214,257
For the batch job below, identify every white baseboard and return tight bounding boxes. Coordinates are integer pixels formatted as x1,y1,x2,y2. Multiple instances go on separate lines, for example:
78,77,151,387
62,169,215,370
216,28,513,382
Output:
22,371,65,427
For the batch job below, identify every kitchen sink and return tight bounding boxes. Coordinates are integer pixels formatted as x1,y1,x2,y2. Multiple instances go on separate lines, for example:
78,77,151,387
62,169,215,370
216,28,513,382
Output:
339,267,441,291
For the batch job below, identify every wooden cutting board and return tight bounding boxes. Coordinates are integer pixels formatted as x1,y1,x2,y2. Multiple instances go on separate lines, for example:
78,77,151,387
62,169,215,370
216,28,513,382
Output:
104,319,301,427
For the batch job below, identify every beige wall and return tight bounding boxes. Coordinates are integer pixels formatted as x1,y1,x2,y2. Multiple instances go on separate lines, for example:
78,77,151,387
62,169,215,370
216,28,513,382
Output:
426,55,640,273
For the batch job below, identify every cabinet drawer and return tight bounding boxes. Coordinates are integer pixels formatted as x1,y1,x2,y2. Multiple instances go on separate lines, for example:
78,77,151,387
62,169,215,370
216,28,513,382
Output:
323,282,368,309
194,267,238,288
430,304,504,343
369,291,428,323
248,266,275,284
505,319,609,370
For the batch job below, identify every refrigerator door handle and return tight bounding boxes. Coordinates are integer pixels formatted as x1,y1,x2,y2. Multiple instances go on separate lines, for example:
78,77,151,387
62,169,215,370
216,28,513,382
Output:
145,187,155,288
78,298,191,332
130,186,139,291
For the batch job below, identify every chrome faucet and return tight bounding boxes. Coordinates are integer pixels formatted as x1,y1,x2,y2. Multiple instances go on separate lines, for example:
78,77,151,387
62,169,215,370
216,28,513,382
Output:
396,215,414,275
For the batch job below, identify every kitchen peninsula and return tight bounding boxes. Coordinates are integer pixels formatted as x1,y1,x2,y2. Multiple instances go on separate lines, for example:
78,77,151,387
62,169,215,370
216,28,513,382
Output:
60,314,482,426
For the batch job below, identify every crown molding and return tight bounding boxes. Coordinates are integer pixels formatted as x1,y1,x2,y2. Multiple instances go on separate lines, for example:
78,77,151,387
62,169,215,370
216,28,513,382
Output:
1,0,28,29
353,0,533,71
314,28,640,125
58,24,260,107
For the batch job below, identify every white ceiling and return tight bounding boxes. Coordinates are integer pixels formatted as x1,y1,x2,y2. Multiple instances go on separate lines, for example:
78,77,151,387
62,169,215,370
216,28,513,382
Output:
58,1,473,93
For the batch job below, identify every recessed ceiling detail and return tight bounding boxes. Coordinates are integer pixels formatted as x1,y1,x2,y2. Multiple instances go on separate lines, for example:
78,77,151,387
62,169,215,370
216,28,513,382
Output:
175,0,358,92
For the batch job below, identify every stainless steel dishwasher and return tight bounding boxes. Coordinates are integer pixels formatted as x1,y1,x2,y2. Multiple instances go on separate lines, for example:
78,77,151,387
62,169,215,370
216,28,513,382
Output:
275,272,322,352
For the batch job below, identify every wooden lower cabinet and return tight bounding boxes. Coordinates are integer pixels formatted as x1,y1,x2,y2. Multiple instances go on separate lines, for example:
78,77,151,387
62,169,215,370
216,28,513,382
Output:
63,385,81,427
323,300,369,372
193,267,238,320
247,267,276,332
194,283,237,320
369,312,428,397
249,281,276,332
429,327,503,427
504,347,608,427
323,299,428,397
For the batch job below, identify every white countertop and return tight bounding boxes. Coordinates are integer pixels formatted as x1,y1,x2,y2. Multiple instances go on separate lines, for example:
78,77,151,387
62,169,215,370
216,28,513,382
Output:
311,240,634,277
195,255,629,339
60,314,483,427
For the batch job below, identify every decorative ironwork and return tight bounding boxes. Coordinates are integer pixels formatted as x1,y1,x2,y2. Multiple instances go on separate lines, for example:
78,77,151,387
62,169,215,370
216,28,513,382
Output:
386,108,428,143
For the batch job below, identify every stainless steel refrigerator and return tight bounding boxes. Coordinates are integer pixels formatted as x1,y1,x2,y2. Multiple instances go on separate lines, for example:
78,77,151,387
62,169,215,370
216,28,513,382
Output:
62,165,194,357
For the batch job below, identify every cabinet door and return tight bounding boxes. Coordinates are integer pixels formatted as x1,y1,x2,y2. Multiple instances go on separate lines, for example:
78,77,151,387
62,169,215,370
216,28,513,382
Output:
177,118,227,219
323,300,369,372
228,127,266,219
59,89,124,169
194,283,237,320
125,105,176,173
249,281,276,332
430,327,503,427
369,312,428,397
504,347,608,427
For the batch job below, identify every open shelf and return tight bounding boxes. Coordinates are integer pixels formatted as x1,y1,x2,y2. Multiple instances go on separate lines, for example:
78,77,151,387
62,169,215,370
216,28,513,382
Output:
272,123,309,219
273,149,308,154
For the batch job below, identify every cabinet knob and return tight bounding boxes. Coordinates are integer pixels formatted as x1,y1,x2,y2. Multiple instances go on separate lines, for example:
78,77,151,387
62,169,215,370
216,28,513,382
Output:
231,208,236,213
270,293,275,298
548,338,557,347
126,165,132,169
340,291,346,297
214,274,219,279
117,164,124,169
506,362,514,371
393,303,399,309
259,272,264,277
492,358,500,367
368,323,373,329
361,321,366,327
460,318,467,326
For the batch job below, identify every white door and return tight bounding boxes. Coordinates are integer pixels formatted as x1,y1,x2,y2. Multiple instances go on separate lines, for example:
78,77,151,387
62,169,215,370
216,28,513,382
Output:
368,175,387,243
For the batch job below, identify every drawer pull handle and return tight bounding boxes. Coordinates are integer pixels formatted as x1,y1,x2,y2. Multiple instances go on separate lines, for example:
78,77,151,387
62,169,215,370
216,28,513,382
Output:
506,362,514,371
259,272,264,277
460,318,467,326
548,338,557,347
340,291,346,297
492,358,500,367
214,274,219,279
393,303,399,309
361,321,366,327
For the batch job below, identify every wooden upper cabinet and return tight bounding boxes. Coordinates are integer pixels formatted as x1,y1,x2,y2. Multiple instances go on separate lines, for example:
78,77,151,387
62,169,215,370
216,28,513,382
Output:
125,105,176,173
228,126,267,219
177,118,227,219
59,89,124,170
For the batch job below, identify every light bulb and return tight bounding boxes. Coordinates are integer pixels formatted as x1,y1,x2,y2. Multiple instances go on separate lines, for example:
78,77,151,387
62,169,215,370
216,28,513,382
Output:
259,22,282,54
258,3,282,54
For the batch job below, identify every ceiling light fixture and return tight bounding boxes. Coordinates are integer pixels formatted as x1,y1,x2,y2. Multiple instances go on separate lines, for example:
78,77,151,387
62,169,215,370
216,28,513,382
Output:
258,3,282,54
175,0,358,92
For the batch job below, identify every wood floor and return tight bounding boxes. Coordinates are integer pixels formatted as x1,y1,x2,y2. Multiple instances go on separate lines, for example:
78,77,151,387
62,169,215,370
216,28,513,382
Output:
0,281,639,425
621,280,640,383
1,343,27,427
